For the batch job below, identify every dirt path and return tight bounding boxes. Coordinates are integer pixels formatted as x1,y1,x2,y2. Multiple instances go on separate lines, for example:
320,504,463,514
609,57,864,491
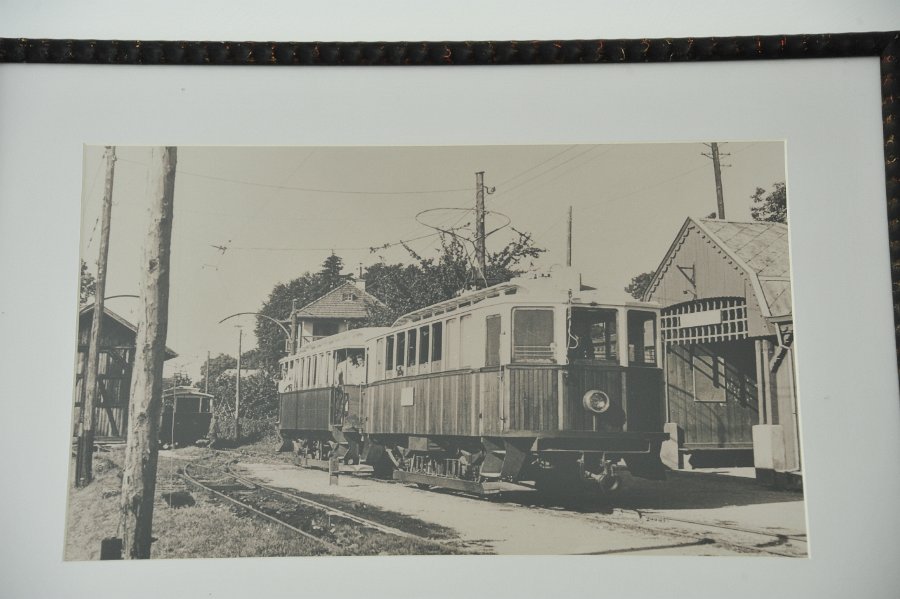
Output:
237,462,751,555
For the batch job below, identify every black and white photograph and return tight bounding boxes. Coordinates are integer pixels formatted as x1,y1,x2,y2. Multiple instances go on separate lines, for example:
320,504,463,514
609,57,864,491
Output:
65,142,806,559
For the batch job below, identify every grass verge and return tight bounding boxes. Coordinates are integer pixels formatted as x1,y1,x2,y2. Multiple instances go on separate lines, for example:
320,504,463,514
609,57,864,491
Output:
65,448,324,560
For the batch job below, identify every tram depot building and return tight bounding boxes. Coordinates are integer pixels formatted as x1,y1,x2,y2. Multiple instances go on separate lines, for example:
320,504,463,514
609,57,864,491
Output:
644,217,800,485
73,305,177,442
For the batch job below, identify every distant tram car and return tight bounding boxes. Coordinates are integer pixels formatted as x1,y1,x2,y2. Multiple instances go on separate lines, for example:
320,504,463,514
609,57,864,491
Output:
278,269,668,494
160,386,214,447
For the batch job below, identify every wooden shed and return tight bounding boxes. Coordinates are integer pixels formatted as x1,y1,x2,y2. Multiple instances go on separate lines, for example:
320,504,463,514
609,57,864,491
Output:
72,305,177,442
644,217,799,482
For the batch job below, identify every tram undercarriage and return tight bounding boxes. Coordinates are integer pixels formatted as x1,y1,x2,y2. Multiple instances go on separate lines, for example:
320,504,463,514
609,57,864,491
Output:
281,429,667,496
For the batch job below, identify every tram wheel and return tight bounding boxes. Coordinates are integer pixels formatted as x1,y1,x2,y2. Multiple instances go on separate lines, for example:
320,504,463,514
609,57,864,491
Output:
534,461,582,495
415,483,433,490
371,455,395,479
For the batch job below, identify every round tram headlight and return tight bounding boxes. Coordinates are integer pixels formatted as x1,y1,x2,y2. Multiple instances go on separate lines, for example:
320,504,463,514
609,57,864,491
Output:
582,390,611,414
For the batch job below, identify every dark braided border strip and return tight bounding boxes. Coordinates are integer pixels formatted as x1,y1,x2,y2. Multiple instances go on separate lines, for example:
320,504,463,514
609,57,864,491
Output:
0,34,895,65
2,32,899,373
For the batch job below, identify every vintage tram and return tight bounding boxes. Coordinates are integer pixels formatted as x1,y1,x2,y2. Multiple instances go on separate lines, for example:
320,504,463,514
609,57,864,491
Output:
160,385,214,447
278,269,668,494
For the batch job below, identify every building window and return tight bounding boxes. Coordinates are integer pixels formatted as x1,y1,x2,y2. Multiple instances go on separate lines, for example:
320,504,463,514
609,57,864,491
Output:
342,292,357,301
512,308,555,363
313,321,339,337
568,308,618,363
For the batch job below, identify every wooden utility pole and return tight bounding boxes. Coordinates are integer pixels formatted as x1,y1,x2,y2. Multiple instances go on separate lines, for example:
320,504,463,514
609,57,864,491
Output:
205,351,210,394
475,171,487,287
566,205,573,267
235,327,242,443
119,147,177,559
702,142,728,219
76,146,116,488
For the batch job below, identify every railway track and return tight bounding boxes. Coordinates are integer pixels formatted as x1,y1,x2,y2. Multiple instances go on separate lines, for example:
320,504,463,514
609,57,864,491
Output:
585,509,808,557
207,449,807,557
181,461,467,556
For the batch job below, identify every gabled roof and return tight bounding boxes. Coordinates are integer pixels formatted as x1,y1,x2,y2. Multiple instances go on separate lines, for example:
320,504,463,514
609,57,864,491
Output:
645,217,793,317
79,304,178,359
293,281,385,320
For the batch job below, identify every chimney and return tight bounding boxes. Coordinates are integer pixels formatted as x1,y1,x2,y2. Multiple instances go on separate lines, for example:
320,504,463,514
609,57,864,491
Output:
353,278,366,293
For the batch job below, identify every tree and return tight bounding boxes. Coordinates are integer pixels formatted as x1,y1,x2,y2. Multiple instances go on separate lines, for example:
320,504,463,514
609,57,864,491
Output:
319,253,351,290
362,229,545,326
79,260,96,305
197,350,263,391
625,270,656,300
206,369,279,444
750,182,787,224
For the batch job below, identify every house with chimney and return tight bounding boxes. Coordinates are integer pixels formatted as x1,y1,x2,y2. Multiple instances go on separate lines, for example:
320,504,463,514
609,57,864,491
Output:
284,280,384,353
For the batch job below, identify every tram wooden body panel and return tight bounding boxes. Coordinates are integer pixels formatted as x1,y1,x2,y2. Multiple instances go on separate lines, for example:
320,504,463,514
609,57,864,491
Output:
365,368,500,437
280,388,333,432
363,364,664,437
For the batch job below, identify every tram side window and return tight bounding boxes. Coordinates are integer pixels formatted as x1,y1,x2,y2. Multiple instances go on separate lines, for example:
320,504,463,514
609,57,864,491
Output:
419,325,430,364
569,308,618,363
485,315,501,367
407,329,417,366
628,310,657,366
376,338,385,377
444,318,458,369
432,322,443,362
512,308,555,364
397,332,406,372
459,314,473,367
385,335,395,371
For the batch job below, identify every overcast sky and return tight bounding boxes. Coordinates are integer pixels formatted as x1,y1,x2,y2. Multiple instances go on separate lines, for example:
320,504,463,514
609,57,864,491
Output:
79,142,785,378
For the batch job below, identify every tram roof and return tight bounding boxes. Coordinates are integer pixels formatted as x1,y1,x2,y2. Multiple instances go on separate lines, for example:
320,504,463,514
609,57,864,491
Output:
393,268,658,326
284,326,392,359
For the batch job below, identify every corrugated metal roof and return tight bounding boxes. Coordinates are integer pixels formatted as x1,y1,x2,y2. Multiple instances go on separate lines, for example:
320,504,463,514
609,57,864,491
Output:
698,219,791,278
294,281,385,320
696,218,793,316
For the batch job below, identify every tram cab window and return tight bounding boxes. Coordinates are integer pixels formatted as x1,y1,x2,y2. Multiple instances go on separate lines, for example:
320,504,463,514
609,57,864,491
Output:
178,396,201,413
512,308,555,364
628,310,657,366
568,308,618,363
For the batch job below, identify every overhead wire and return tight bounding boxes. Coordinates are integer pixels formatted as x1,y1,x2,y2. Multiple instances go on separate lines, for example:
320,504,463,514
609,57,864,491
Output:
116,156,470,196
